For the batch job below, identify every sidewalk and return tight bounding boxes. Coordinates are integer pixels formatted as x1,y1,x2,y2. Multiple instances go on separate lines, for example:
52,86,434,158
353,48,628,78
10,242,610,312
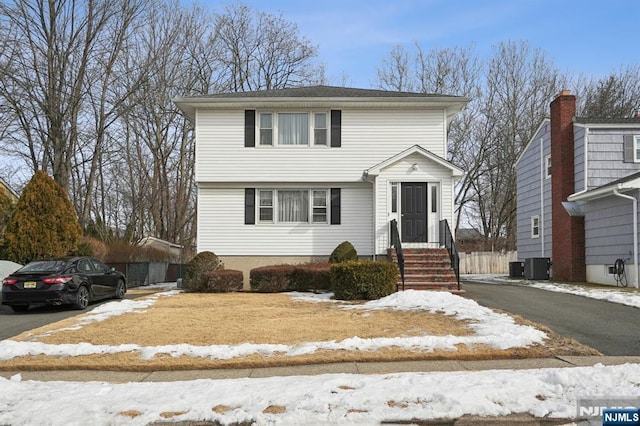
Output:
2,355,638,383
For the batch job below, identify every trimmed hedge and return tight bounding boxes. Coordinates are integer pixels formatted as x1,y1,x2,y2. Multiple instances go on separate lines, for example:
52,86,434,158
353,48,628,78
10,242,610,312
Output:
330,260,398,300
290,262,332,291
329,241,358,263
203,269,243,292
250,265,296,292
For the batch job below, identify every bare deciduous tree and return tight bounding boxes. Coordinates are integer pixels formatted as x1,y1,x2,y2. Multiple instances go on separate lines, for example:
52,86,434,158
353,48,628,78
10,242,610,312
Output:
213,2,324,91
375,40,565,250
575,65,640,118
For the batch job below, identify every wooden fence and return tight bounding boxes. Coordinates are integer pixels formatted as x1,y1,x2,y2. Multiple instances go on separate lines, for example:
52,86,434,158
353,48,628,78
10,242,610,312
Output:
459,251,518,275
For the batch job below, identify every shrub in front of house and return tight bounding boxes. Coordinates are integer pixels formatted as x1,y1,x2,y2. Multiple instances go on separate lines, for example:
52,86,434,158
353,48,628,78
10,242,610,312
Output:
329,241,358,263
330,260,398,300
250,265,296,292
182,251,224,292
203,269,243,292
290,262,332,291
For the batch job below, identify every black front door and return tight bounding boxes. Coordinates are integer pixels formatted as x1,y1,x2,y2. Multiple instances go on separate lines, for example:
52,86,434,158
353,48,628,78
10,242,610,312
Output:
401,182,427,242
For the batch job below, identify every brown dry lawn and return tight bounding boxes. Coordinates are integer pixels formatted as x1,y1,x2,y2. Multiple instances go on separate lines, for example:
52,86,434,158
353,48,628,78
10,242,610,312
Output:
0,289,599,371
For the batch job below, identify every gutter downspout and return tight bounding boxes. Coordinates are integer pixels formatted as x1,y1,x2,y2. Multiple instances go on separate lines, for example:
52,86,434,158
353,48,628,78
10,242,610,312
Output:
540,139,545,257
613,189,639,288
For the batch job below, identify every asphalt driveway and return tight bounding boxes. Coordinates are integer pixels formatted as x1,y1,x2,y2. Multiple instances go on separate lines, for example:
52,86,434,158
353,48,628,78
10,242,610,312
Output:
0,291,148,341
462,280,640,355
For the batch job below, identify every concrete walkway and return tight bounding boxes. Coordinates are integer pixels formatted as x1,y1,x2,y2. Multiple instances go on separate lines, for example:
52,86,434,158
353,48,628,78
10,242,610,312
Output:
2,355,638,383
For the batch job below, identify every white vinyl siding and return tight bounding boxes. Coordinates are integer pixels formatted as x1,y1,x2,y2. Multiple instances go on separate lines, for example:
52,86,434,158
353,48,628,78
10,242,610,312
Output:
197,185,373,256
195,109,446,183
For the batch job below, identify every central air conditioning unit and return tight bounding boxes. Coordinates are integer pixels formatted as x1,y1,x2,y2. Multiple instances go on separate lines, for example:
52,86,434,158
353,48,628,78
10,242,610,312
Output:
524,258,550,280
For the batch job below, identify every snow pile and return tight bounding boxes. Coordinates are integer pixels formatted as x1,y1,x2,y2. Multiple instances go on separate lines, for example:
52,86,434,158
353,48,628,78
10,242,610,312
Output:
464,275,640,309
1,363,638,425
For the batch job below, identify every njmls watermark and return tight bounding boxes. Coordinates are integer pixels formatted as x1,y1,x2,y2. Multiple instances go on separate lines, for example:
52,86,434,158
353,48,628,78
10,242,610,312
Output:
577,398,640,425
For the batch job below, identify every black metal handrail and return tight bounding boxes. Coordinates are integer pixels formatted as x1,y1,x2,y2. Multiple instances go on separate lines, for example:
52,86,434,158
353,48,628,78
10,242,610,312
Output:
439,219,460,290
390,219,405,291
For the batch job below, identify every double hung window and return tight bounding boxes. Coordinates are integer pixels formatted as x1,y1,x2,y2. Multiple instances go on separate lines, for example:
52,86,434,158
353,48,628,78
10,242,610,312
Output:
258,112,327,146
531,216,540,239
257,189,328,224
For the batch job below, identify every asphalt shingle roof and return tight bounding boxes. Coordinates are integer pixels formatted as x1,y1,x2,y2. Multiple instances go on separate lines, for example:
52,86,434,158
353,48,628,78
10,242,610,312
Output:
185,85,464,99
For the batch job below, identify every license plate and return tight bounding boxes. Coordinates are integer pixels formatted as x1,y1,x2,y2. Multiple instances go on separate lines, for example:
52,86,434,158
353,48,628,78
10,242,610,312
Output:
23,281,37,289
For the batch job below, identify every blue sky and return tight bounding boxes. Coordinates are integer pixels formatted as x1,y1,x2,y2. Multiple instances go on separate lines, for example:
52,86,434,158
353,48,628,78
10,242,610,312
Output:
204,0,639,88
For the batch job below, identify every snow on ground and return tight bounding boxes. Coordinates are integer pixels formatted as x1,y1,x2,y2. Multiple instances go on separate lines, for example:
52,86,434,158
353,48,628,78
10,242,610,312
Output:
464,274,640,309
0,290,546,360
0,282,638,425
1,363,639,425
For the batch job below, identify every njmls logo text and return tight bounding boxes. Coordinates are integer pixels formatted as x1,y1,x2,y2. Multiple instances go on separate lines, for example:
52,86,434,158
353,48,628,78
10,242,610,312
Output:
578,398,640,420
602,408,640,426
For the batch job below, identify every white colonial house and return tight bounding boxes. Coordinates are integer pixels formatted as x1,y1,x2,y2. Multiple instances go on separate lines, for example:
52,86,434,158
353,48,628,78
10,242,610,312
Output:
174,86,468,287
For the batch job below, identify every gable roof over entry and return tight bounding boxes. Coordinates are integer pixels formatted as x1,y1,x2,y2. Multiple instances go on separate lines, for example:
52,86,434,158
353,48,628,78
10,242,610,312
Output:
362,145,464,181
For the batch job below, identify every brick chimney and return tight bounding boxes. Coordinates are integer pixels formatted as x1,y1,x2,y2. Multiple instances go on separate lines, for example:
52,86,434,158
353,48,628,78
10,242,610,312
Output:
550,90,586,282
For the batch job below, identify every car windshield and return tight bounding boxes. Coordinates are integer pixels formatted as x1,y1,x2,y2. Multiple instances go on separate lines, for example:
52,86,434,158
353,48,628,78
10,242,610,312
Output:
17,260,67,274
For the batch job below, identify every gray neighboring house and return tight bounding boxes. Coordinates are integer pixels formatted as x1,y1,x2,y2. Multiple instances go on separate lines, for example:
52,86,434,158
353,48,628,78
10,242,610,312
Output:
516,90,640,286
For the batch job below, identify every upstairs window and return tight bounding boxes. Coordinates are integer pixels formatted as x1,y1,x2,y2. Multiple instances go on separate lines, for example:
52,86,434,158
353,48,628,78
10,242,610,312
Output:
531,215,540,239
545,154,552,179
314,113,327,145
279,113,309,145
259,113,273,146
635,136,640,162
254,111,329,147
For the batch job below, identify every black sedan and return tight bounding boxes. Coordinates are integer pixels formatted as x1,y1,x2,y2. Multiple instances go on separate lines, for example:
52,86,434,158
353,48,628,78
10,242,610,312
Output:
2,257,126,312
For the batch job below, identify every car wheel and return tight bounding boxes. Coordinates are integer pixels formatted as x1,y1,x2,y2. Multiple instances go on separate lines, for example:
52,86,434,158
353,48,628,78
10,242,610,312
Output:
74,286,90,310
10,305,29,313
114,280,125,299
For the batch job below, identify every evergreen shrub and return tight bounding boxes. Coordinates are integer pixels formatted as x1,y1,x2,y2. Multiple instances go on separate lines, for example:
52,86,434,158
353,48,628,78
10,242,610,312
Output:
182,251,224,292
5,170,82,264
330,260,398,300
329,241,358,263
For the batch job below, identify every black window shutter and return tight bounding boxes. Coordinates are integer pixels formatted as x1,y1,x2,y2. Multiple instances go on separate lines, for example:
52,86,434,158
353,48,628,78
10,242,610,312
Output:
245,188,255,225
330,110,341,147
623,134,634,162
330,188,341,225
245,110,256,147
